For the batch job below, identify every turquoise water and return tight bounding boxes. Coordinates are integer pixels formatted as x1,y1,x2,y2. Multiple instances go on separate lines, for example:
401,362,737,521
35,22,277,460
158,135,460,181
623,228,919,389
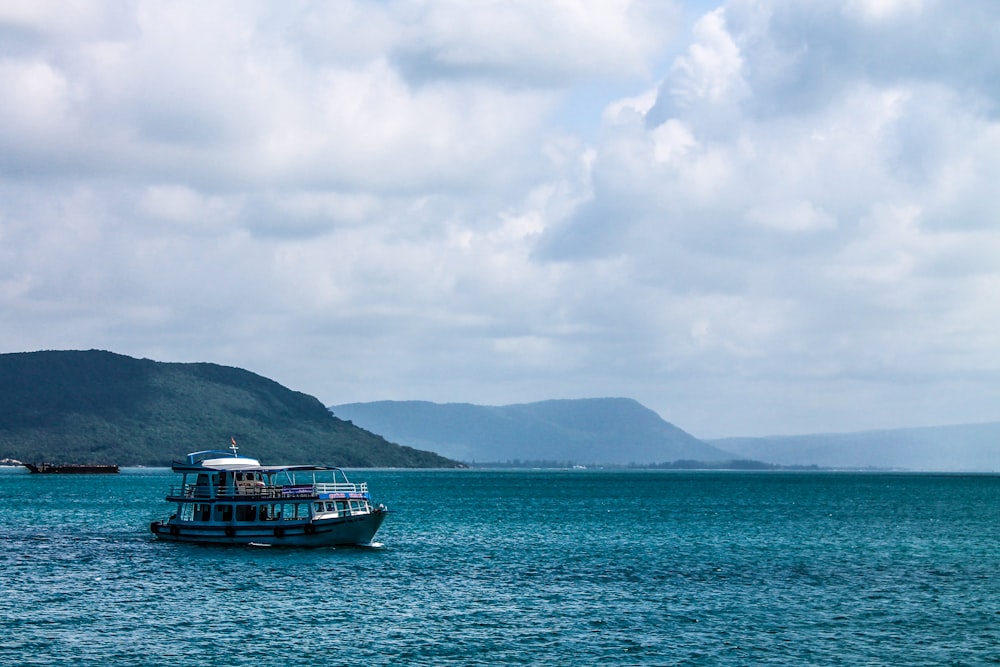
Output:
1,468,999,665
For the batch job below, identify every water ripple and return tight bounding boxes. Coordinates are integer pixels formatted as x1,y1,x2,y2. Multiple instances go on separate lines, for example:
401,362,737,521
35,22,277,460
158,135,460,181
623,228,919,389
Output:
2,470,999,665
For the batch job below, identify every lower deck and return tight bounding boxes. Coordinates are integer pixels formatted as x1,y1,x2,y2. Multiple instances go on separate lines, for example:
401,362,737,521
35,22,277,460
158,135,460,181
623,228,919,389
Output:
173,496,374,524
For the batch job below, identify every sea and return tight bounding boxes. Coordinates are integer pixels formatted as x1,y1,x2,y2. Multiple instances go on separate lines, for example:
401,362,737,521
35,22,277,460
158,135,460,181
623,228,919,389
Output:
1,467,998,666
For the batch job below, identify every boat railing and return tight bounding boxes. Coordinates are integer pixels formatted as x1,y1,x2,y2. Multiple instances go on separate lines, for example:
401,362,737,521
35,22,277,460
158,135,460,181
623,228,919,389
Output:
169,484,288,499
168,481,369,500
314,482,367,494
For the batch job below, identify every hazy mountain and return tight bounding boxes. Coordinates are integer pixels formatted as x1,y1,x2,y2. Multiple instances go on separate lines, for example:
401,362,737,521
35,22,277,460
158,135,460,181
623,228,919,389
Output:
0,350,457,467
330,398,731,465
11,349,992,470
711,423,1000,471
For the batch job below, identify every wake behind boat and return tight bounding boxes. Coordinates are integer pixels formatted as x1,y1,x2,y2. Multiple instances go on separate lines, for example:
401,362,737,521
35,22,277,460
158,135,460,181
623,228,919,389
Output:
150,442,387,547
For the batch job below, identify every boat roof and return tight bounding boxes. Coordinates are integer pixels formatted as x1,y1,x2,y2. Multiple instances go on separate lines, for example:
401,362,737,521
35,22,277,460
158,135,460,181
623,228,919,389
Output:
171,462,346,474
180,449,260,468
171,450,345,474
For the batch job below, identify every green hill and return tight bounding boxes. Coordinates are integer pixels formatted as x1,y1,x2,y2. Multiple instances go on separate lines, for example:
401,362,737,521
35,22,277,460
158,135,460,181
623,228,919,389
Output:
0,350,458,467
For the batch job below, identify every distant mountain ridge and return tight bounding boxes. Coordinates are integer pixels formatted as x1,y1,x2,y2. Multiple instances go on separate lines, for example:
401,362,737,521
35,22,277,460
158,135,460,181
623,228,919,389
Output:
711,423,1000,471
0,350,457,467
332,398,1000,470
8,349,996,470
330,398,731,465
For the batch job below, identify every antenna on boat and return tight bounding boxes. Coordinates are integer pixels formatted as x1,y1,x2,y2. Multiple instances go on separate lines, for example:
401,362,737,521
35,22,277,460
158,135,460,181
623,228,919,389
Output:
230,437,239,457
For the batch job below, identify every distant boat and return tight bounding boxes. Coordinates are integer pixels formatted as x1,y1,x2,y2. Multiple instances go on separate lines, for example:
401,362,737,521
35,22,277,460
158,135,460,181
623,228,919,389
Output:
149,441,387,547
24,462,120,474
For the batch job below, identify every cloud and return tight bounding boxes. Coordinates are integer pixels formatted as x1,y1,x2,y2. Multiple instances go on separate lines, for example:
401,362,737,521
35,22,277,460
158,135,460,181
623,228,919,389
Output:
534,0,1000,433
387,0,678,85
1,0,999,438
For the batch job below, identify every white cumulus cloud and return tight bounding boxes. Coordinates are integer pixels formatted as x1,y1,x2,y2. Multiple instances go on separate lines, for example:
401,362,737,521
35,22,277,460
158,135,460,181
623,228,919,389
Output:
1,0,999,438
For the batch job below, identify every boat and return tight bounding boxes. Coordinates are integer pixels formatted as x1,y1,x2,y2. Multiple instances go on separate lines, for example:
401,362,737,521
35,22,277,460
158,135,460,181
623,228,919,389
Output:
25,463,120,474
149,442,387,547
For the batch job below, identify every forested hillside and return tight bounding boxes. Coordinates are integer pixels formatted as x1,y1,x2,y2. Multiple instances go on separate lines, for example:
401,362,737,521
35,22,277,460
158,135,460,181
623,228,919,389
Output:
0,350,457,467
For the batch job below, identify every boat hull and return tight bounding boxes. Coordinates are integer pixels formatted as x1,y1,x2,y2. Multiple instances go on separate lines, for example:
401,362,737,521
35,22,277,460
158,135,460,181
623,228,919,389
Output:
150,508,387,547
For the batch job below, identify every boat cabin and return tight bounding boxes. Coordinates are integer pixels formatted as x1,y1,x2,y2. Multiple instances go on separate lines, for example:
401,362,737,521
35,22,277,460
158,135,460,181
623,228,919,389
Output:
165,454,375,532
151,446,387,546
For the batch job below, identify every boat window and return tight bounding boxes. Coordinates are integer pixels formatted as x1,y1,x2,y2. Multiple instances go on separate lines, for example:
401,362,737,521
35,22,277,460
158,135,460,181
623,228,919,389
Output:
215,505,233,521
236,505,256,521
194,474,211,498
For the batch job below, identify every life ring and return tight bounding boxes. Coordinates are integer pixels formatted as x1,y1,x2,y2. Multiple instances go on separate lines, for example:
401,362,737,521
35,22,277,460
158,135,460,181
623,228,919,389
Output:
274,526,285,538
225,526,235,538
169,525,179,536
305,523,316,535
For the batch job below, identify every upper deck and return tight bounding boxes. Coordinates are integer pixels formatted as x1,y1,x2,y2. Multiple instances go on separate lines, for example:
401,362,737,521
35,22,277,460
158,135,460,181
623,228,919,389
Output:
167,479,370,502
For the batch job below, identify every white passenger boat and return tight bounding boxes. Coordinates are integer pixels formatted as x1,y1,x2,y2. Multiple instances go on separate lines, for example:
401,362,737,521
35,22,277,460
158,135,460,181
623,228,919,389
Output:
150,443,387,546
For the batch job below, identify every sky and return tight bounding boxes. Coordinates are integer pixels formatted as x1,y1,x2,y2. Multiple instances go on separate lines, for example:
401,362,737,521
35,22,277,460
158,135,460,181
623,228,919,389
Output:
2,0,1000,439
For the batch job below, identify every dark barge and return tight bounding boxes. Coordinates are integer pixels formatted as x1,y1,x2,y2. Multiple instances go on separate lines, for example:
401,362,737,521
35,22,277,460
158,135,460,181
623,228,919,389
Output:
25,463,120,474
